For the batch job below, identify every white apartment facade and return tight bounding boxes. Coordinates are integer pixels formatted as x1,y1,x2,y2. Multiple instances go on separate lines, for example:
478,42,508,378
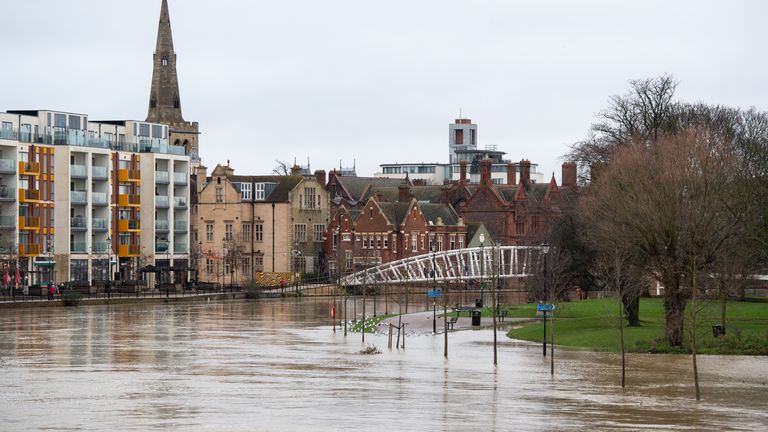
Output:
0,109,190,288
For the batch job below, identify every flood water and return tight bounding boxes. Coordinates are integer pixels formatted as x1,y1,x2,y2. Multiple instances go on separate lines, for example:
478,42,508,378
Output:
0,298,766,431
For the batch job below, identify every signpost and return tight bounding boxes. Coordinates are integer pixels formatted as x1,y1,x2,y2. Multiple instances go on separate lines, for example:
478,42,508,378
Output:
428,288,441,333
537,303,555,356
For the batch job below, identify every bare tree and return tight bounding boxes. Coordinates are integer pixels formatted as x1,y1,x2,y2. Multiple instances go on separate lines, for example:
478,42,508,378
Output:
273,159,290,176
581,128,746,347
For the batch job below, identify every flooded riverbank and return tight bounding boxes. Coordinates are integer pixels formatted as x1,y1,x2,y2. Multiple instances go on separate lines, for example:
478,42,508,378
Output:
0,298,765,431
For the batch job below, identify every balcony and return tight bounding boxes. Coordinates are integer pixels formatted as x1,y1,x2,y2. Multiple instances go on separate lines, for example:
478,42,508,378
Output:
172,197,187,209
71,216,87,231
155,219,169,232
118,194,141,207
118,244,141,257
0,159,16,174
0,186,15,202
19,188,40,203
173,172,188,185
19,243,41,256
0,216,15,229
155,171,169,184
92,218,108,230
71,190,87,205
118,169,141,183
155,241,169,253
173,243,189,254
92,166,108,180
19,216,40,231
18,162,40,176
92,192,108,206
70,164,87,179
70,242,87,254
173,220,188,233
92,242,110,254
155,195,169,208
118,219,141,232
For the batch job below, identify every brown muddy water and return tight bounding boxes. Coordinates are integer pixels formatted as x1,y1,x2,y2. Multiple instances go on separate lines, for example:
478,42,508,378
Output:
0,298,765,431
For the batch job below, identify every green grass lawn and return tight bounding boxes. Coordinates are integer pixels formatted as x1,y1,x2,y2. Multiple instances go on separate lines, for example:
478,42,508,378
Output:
348,314,394,333
506,297,768,355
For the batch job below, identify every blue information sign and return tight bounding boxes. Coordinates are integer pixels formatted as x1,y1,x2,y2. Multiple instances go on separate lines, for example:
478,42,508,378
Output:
537,303,555,312
427,288,442,298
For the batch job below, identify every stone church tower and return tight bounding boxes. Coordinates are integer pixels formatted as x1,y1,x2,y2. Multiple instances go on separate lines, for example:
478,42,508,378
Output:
147,0,200,164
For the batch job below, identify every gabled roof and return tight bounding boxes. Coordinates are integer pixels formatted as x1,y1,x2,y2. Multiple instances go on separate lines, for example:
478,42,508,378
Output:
363,185,445,204
336,176,409,202
421,203,459,226
376,202,412,228
264,176,303,202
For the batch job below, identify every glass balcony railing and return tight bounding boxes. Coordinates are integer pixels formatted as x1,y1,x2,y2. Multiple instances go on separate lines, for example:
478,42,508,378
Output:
0,216,15,228
70,242,87,253
155,241,169,253
155,220,169,230
92,166,108,179
92,218,108,229
173,172,188,184
155,171,169,183
173,243,189,254
70,216,88,229
155,196,169,208
92,242,110,254
173,220,188,231
0,159,16,173
70,164,87,178
173,197,187,208
71,190,87,204
92,192,108,205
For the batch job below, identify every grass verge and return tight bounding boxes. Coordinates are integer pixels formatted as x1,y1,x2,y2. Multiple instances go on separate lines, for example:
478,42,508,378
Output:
506,297,768,355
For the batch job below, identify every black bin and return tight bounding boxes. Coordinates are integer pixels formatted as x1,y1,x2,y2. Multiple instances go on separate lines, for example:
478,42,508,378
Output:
712,325,726,337
471,310,482,327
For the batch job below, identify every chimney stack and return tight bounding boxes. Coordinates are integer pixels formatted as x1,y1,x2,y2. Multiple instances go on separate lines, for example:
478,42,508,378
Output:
398,184,412,202
520,159,531,184
480,158,493,187
561,162,577,188
459,160,467,185
314,169,326,187
506,162,516,185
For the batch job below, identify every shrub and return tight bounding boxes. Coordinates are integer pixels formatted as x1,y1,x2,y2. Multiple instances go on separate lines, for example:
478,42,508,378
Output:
61,292,83,307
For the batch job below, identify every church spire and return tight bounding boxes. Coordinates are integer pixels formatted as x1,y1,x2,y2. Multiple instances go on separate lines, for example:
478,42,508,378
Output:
147,0,185,124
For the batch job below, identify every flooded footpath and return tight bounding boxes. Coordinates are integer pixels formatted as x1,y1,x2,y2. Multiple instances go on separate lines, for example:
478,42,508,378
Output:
0,297,766,431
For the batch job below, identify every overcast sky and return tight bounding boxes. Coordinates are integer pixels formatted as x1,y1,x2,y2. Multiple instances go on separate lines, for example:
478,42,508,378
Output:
2,0,767,180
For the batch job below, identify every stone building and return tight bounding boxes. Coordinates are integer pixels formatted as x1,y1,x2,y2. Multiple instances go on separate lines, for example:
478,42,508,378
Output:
195,163,329,286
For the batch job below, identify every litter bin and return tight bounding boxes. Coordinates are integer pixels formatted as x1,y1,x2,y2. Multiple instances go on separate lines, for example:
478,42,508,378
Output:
471,310,482,327
475,298,483,308
712,325,726,337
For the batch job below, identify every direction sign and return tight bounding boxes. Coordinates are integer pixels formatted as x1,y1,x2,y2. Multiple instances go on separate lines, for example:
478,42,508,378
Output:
536,303,555,312
427,288,442,298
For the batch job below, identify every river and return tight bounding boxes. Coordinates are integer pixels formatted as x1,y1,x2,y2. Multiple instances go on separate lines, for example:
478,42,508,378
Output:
0,298,766,431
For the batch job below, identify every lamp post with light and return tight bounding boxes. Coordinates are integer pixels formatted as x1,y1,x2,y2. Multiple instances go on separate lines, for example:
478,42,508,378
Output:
542,242,550,357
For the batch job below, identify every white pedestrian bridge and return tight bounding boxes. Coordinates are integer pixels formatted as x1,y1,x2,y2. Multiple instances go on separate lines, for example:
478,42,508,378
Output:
341,246,544,286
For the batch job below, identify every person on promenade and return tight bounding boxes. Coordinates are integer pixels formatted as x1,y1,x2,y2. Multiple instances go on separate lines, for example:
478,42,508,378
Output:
48,282,55,300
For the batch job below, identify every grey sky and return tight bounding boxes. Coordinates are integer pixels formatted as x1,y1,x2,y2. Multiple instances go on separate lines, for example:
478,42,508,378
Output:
2,0,766,179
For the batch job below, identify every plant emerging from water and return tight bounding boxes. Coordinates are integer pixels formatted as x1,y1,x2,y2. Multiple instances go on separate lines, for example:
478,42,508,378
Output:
359,345,381,355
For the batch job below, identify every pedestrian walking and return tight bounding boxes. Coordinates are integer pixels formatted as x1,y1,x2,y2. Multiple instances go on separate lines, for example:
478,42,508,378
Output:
48,282,55,300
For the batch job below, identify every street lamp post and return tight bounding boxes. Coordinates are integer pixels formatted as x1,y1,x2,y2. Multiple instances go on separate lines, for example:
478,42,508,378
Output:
542,242,550,357
431,240,437,334
479,233,485,307
106,235,112,299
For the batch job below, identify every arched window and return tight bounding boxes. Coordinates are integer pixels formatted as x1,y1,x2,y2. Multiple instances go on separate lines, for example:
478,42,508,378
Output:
174,139,181,146
150,95,157,109
162,53,168,66
174,96,180,109
183,139,189,148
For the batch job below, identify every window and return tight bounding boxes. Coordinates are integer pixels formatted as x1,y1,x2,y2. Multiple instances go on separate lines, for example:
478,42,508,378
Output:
437,236,443,251
411,233,418,252
455,129,464,145
242,223,251,241
342,233,351,242
241,183,252,200
303,187,317,209
255,223,263,242
294,224,307,242
332,232,338,250
383,235,389,249
313,224,324,242
255,183,265,200
242,257,251,274
421,234,426,251
225,223,233,240
215,186,223,203
206,224,214,242
458,237,465,249
345,250,352,269
362,235,368,249
162,53,168,66
205,258,214,274
254,256,264,272
516,217,525,235
450,236,456,250
376,236,382,249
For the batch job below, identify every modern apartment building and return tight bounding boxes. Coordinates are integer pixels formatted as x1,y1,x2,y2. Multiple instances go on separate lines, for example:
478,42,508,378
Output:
0,109,190,287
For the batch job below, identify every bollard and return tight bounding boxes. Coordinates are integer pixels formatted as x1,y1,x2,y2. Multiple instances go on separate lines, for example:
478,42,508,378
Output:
388,323,393,349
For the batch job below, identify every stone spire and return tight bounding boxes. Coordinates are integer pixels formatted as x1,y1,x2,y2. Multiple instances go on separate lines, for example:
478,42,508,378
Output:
147,0,185,124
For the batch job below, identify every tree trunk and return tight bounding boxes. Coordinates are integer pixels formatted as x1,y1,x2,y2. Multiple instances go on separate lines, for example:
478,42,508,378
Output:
619,296,626,388
622,293,641,327
663,292,686,347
